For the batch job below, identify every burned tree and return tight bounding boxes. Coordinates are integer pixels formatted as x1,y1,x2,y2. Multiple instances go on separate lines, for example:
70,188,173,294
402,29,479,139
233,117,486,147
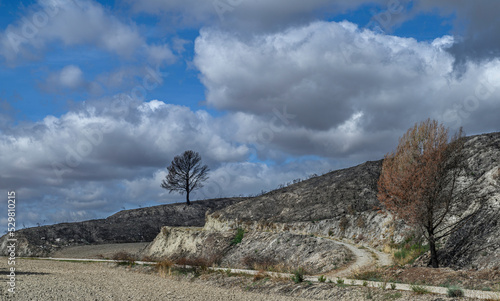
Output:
377,119,481,268
161,150,209,205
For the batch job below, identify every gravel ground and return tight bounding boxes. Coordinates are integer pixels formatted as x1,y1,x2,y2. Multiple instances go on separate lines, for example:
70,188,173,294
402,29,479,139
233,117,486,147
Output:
0,257,317,301
1,257,491,301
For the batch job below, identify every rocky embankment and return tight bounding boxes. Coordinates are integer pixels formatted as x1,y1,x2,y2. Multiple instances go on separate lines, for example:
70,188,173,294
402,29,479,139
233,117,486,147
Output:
0,198,244,257
144,227,353,274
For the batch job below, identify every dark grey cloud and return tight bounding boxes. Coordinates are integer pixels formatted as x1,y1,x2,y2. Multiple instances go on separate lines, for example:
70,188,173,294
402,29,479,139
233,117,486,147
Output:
408,0,500,67
194,21,500,159
123,0,387,33
124,0,500,65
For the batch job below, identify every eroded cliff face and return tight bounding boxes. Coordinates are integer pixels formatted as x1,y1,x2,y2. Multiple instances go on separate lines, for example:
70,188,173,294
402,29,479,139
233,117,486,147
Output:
143,227,353,274
144,227,234,262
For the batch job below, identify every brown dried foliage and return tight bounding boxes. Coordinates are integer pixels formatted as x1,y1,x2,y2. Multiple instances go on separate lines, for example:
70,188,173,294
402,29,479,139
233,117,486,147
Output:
378,119,453,225
377,119,467,267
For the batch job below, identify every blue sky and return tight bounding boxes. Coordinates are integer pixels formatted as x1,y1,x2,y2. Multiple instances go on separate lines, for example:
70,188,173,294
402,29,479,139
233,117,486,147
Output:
1,0,500,228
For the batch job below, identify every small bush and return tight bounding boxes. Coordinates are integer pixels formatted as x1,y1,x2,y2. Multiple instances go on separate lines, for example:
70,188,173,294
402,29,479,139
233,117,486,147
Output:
253,270,268,282
394,249,408,260
112,252,136,266
339,216,349,233
231,228,245,245
352,269,384,282
391,235,429,266
494,168,500,182
141,255,155,262
447,286,464,297
366,288,373,299
174,255,220,270
242,255,278,271
336,278,345,285
291,268,305,283
318,275,327,283
156,259,174,277
390,283,397,290
411,285,430,294
363,281,368,287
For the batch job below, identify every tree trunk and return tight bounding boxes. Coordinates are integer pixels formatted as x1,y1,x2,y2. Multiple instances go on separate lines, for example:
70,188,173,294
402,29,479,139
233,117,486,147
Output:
186,189,191,206
428,234,439,268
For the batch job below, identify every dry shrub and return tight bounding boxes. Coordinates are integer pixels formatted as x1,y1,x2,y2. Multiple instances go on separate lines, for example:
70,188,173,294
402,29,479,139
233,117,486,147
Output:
141,255,155,262
156,259,174,277
494,168,500,182
339,216,349,233
355,233,366,243
175,254,221,270
351,267,385,282
242,255,278,271
356,216,366,228
112,251,136,262
253,270,268,282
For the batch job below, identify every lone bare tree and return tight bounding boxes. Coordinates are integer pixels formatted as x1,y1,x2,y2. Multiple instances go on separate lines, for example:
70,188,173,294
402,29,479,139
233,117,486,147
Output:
161,150,209,205
377,119,477,268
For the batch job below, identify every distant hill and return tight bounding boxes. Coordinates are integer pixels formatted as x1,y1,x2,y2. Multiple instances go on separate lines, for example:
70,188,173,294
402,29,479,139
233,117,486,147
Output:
0,198,244,257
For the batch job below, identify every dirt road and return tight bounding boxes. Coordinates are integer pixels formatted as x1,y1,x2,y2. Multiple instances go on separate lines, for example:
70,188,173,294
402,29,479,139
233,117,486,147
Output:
0,258,316,301
318,237,392,277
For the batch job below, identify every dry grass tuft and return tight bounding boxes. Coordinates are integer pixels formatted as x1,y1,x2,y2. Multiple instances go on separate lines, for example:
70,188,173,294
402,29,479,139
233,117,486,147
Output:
351,267,386,282
253,270,268,282
174,254,222,271
242,255,279,271
156,259,174,277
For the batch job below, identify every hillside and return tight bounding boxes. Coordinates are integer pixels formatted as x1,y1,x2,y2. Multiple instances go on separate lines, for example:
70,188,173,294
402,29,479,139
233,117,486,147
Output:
0,198,244,257
148,132,500,270
4,132,499,270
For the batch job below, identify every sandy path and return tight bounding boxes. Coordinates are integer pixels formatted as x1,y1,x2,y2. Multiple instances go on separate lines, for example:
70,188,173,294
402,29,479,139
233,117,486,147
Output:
318,237,392,277
0,258,319,301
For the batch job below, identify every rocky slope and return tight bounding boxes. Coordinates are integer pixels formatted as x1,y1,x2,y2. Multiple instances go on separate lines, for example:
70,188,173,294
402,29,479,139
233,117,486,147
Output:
203,160,396,245
0,198,244,257
147,132,500,270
